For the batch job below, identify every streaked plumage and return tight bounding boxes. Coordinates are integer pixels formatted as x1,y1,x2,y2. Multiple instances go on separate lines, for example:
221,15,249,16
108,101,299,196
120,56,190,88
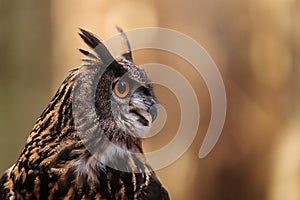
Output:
0,27,169,200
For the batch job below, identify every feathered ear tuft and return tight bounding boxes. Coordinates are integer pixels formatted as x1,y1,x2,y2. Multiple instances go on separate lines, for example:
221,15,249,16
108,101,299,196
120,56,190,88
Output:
79,48,90,56
78,28,115,65
115,26,133,62
79,28,101,49
78,48,98,60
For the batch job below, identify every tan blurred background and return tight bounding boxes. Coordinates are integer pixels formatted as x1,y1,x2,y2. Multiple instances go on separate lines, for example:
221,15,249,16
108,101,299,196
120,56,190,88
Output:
1,0,300,199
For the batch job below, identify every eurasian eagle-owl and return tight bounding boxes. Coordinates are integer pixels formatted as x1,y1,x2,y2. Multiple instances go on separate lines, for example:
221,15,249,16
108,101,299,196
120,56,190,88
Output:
0,27,169,200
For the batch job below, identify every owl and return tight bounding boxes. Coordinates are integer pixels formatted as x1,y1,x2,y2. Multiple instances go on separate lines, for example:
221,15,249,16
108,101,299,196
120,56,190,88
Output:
0,27,169,200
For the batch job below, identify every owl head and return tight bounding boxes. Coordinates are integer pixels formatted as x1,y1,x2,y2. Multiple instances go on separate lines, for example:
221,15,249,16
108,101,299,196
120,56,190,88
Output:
75,27,157,143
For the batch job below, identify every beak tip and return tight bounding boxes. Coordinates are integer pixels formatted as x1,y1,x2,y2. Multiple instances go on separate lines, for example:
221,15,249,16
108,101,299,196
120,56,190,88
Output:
150,104,158,123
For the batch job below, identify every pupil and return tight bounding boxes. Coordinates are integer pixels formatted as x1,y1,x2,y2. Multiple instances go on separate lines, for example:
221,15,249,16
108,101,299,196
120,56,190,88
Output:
118,81,127,94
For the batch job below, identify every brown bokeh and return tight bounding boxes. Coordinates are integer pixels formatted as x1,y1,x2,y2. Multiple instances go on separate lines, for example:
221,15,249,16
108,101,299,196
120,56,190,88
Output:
0,0,299,199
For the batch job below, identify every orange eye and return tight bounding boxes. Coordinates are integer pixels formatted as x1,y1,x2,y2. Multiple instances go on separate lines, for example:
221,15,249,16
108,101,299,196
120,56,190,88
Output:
114,80,130,98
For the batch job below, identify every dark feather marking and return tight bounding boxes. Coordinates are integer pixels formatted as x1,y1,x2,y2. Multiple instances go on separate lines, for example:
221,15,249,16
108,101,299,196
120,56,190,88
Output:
52,169,74,199
41,82,69,118
120,172,134,199
23,171,36,193
79,48,90,56
97,170,110,198
0,172,11,199
52,84,72,134
79,48,98,60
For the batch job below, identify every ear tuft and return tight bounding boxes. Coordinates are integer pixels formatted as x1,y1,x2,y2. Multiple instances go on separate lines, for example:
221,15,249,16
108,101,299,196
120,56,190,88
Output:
78,48,97,58
79,48,90,56
79,28,101,49
115,26,133,61
78,28,115,65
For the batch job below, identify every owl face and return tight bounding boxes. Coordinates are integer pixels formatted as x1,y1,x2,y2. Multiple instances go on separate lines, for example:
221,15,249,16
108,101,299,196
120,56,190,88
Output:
110,60,157,138
78,28,157,140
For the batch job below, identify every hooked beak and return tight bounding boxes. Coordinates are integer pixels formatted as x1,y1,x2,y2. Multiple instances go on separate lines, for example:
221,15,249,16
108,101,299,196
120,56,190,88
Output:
130,96,157,126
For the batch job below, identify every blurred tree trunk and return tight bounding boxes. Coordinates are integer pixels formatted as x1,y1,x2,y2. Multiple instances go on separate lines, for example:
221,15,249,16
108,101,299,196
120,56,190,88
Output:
0,1,51,173
154,0,291,199
269,1,300,199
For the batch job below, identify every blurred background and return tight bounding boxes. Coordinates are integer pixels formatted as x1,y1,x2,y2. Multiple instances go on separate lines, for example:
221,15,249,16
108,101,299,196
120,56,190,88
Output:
0,0,299,199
